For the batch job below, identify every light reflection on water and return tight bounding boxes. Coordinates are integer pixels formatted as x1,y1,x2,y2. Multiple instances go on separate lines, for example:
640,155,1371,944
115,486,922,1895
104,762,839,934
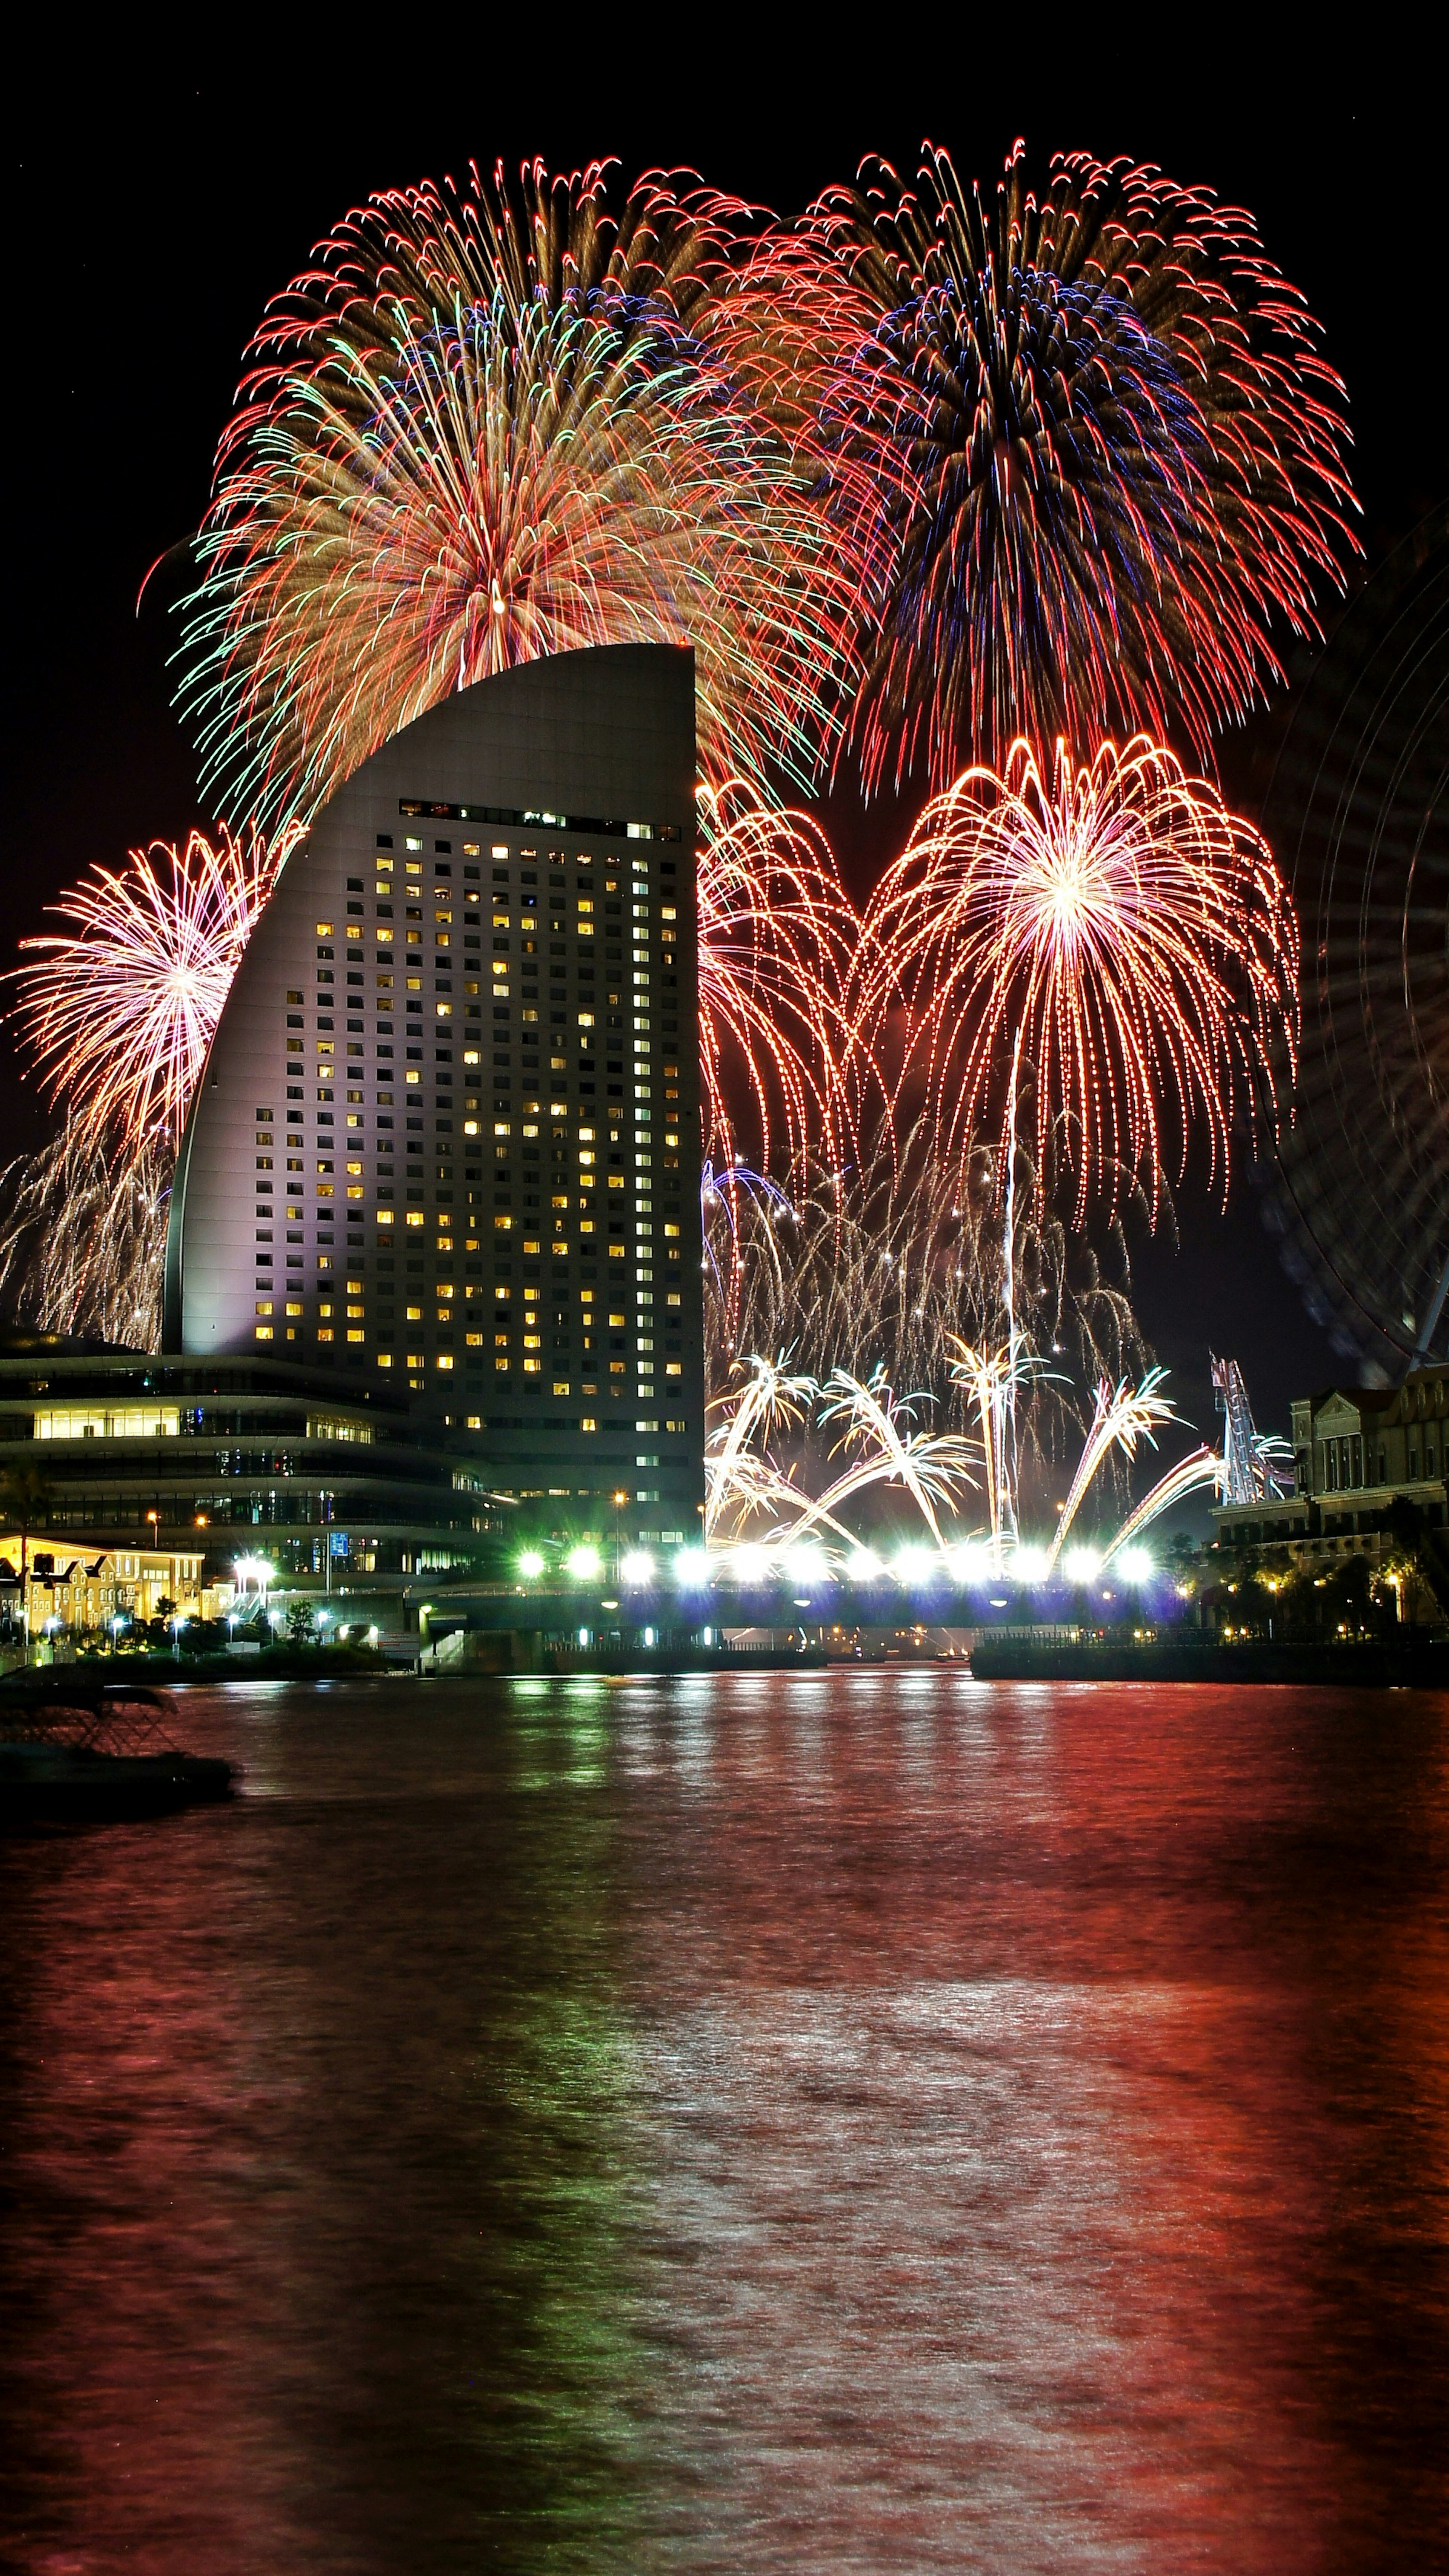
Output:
2,1673,1446,2573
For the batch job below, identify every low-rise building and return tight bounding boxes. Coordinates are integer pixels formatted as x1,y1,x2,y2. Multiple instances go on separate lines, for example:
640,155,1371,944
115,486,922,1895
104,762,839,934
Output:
1213,1361,1448,1567
0,1546,206,1641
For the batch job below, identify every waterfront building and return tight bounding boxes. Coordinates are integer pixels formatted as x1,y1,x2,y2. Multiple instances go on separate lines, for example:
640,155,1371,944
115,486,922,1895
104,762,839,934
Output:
1212,1360,1448,1567
0,1337,496,1624
165,641,704,1557
0,1543,208,1643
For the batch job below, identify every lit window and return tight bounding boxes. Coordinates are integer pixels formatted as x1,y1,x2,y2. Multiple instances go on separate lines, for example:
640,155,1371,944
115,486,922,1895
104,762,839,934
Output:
254,1324,274,1340
406,1211,425,1227
466,1332,483,1348
255,1299,274,1316
377,1353,393,1368
437,1354,454,1371
553,1380,570,1396
317,1327,334,1343
347,1329,365,1344
315,921,334,936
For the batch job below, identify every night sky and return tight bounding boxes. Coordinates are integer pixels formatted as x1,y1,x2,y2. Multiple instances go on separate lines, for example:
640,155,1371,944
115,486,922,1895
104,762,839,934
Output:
6,47,1440,1491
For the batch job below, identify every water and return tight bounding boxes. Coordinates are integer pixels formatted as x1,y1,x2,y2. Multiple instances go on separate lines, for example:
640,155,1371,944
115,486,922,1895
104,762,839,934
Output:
2,1673,1446,2573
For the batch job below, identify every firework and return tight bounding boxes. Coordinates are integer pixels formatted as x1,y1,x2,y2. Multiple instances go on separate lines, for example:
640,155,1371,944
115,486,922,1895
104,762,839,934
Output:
697,777,877,1173
1101,1448,1223,1564
1037,1367,1178,1572
731,141,1356,786
705,1111,1147,1410
863,736,1298,1223
6,827,291,1152
178,160,857,821
705,1359,978,1547
0,1117,171,1349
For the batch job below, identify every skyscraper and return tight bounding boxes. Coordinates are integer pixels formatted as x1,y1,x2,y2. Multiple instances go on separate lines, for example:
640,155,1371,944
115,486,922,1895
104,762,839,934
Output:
165,643,704,1552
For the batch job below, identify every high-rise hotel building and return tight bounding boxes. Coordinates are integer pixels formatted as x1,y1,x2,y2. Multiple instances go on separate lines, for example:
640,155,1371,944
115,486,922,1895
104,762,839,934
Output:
164,644,704,1551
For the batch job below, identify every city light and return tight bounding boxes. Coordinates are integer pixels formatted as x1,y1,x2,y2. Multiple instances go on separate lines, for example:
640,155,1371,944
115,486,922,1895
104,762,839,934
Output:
1115,1547,1155,1584
620,1551,655,1584
517,1551,545,1580
783,1544,828,1583
1063,1547,1101,1582
894,1545,938,1583
848,1548,884,1580
732,1544,770,1583
1009,1545,1049,1583
947,1544,992,1582
566,1545,602,1580
674,1549,711,1586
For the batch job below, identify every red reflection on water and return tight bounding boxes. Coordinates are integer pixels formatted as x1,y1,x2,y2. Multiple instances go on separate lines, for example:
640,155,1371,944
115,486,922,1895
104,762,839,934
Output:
1,1677,1446,2574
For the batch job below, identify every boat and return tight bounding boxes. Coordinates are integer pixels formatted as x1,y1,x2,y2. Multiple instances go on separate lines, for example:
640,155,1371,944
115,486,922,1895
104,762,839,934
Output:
0,1668,234,1823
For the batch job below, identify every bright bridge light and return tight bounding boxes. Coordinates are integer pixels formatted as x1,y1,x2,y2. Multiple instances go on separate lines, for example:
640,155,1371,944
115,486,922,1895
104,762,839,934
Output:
517,1550,545,1579
1063,1546,1101,1581
620,1550,655,1584
566,1545,602,1580
1009,1544,1049,1582
732,1544,769,1582
948,1544,992,1581
674,1549,711,1585
847,1548,883,1580
783,1544,827,1582
1115,1547,1154,1583
894,1545,937,1582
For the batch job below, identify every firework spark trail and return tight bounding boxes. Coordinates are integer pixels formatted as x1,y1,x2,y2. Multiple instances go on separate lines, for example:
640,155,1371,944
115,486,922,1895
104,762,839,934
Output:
1041,1367,1179,1572
725,140,1357,787
1103,1446,1224,1563
697,777,878,1174
0,1118,172,1348
948,1335,1043,1558
704,1118,1149,1425
178,160,860,822
704,1352,816,1537
5,827,292,1152
815,1368,976,1543
863,736,1299,1224
706,1360,978,1547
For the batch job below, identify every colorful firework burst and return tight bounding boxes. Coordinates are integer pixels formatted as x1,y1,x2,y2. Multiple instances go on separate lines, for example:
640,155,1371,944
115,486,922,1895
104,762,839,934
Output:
178,159,857,821
862,736,1298,1222
697,777,878,1174
728,140,1356,785
5,827,291,1152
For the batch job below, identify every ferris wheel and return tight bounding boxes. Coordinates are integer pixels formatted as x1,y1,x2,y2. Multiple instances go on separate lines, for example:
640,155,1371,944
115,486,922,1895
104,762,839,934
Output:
1259,505,1449,1377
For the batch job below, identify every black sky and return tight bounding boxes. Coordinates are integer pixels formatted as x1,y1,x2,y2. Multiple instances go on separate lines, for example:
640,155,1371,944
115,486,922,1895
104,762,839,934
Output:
5,41,1440,1490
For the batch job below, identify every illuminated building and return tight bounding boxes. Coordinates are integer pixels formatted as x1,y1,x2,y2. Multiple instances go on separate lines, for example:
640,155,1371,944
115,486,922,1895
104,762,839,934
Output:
165,642,704,1552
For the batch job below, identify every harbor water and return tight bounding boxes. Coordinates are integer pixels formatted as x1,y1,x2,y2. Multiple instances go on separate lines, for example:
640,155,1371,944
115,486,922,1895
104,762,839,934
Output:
2,1672,1446,2572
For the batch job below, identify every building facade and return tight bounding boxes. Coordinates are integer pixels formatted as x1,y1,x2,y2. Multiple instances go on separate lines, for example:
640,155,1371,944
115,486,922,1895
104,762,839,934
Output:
164,643,705,1555
0,1340,497,1611
1212,1361,1448,1566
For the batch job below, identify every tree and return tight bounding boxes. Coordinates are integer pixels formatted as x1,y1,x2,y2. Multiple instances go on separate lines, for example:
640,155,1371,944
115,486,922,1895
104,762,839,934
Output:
286,1598,317,1646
